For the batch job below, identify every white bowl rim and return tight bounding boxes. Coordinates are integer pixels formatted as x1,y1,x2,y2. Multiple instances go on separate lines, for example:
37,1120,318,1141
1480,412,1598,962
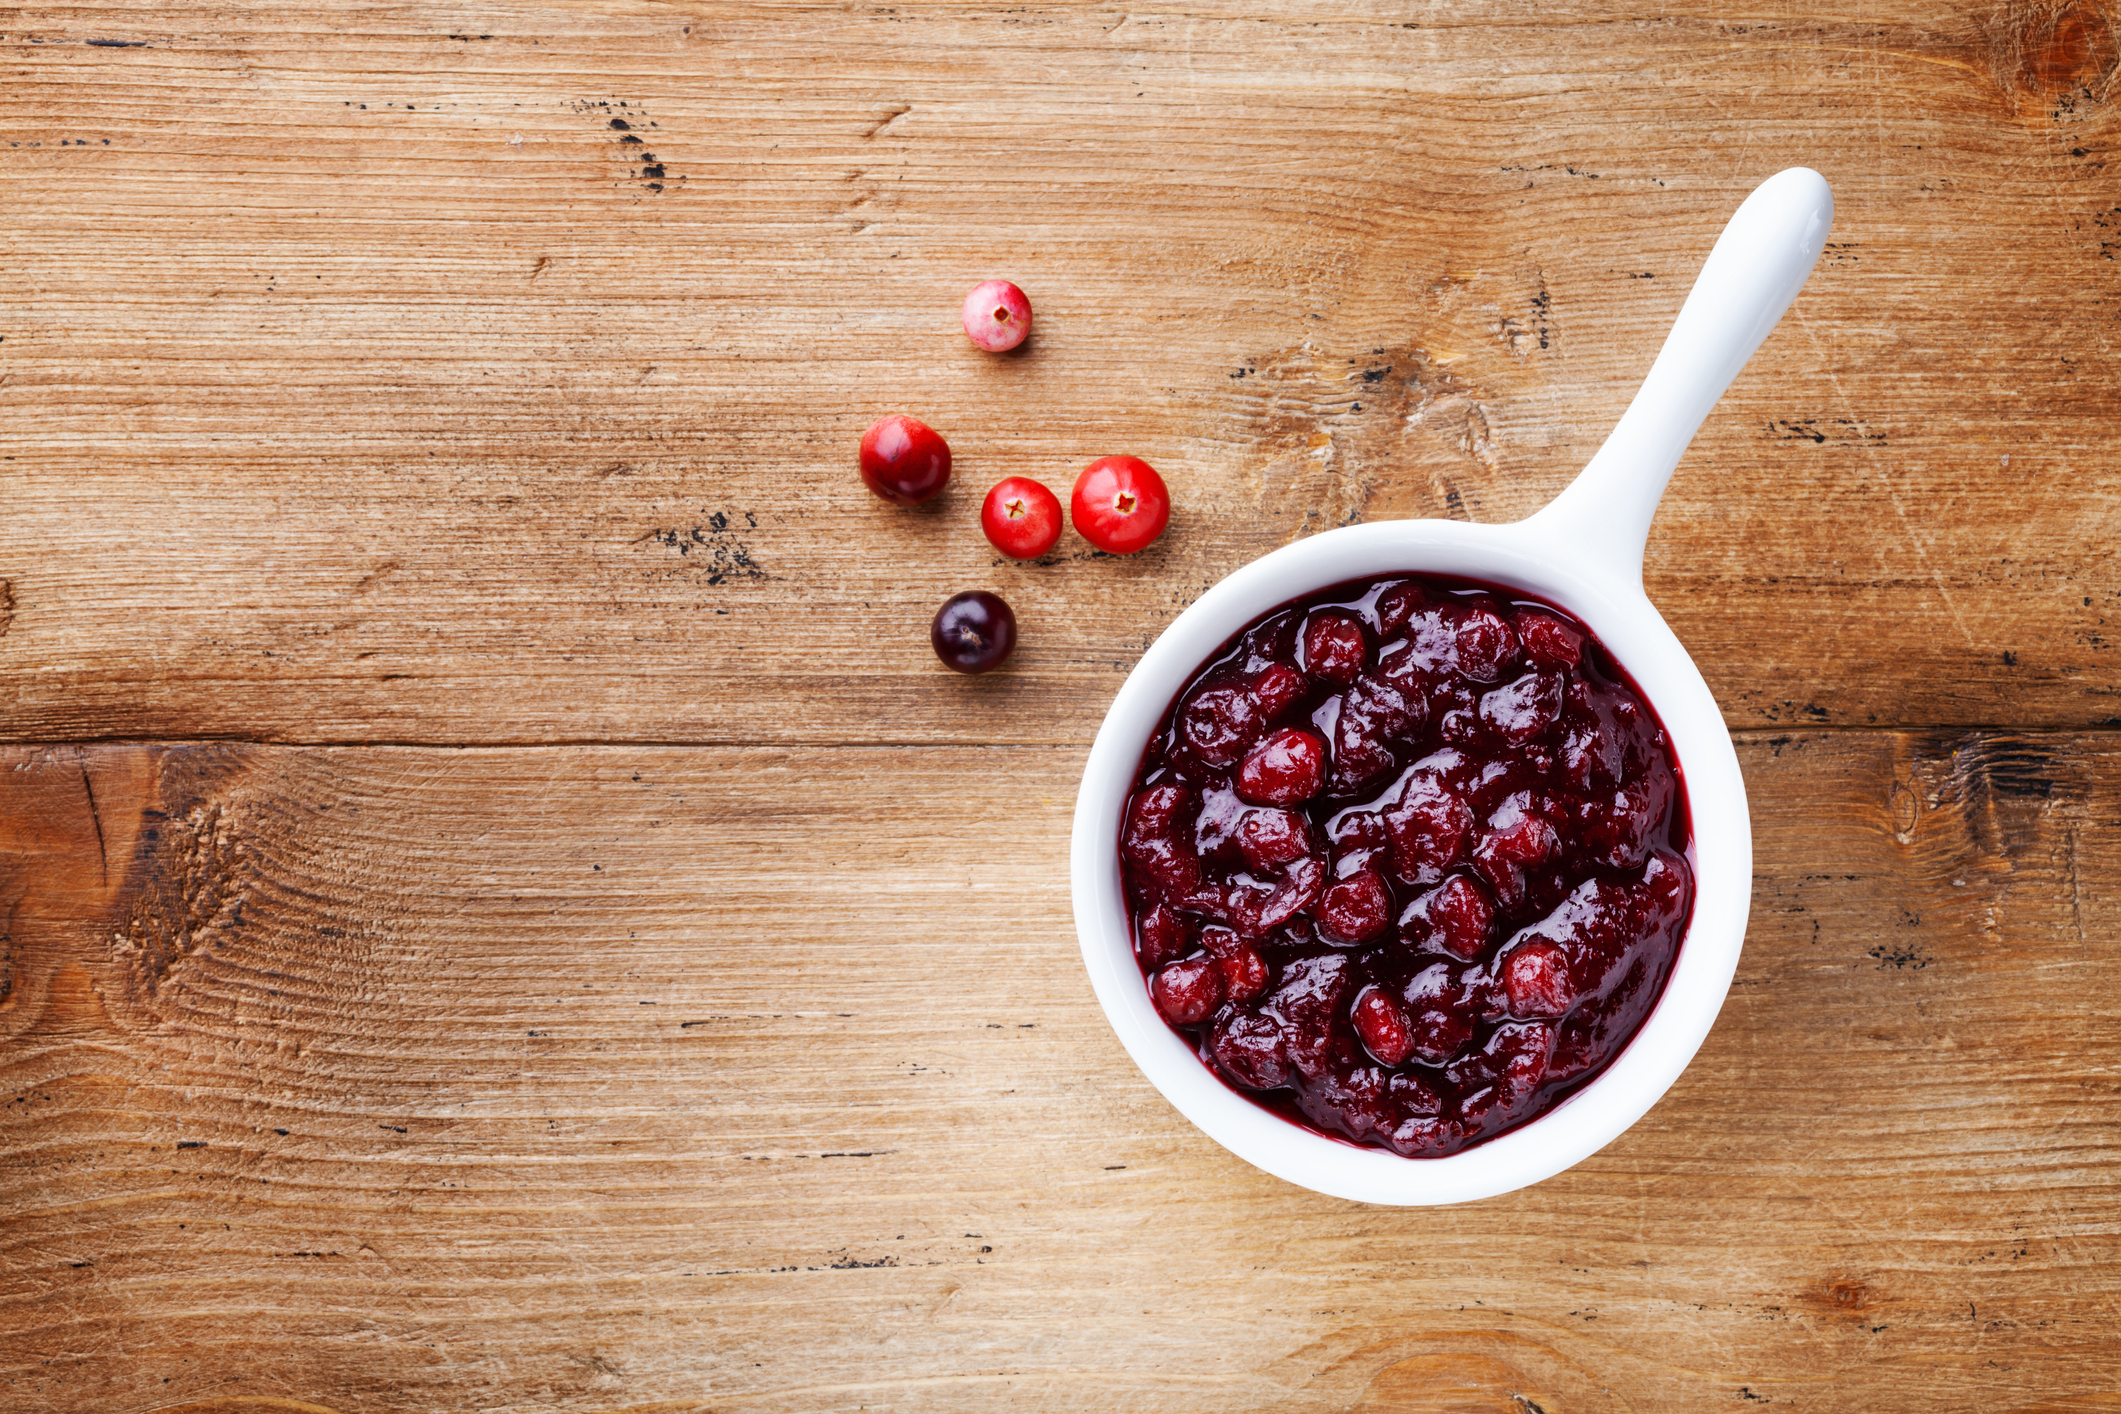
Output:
1068,515,1752,1206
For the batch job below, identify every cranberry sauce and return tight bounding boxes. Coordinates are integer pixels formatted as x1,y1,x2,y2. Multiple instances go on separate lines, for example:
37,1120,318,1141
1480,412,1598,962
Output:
1120,574,1694,1159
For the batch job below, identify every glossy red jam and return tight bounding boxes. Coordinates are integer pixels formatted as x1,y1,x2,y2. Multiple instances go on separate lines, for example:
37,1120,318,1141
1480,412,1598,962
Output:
1121,574,1693,1158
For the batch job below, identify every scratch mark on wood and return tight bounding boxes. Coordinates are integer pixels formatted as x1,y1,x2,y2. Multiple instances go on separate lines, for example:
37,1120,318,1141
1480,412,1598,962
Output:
865,104,912,139
78,761,107,888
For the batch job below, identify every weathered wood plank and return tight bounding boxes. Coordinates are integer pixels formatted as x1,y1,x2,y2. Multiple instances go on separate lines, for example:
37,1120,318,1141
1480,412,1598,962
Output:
2,3,2120,742
0,733,2114,1411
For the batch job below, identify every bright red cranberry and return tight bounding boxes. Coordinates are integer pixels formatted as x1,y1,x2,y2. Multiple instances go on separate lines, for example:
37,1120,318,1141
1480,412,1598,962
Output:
1352,986,1413,1065
1453,602,1519,682
1517,610,1584,668
1302,611,1368,686
1239,808,1312,871
1237,728,1327,806
1071,456,1170,555
979,477,1061,558
1502,941,1575,1018
961,279,1032,352
858,414,952,506
930,591,1016,674
1152,956,1224,1025
1318,869,1390,943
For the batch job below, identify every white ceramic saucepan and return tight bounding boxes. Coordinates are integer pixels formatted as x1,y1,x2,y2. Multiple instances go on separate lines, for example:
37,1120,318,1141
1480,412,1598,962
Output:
1071,168,1834,1205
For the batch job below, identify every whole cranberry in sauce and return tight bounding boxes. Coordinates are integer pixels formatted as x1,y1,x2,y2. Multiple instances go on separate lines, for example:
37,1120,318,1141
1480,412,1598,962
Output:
1117,573,1694,1159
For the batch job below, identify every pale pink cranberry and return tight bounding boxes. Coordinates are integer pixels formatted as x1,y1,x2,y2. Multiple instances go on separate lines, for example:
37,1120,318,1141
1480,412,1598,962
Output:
1318,869,1391,943
1237,727,1328,806
1352,986,1413,1065
961,279,1032,351
1301,611,1368,686
1152,956,1224,1025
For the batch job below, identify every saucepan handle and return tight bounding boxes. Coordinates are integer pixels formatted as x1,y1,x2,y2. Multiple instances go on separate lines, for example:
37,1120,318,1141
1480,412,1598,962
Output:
1524,166,1834,590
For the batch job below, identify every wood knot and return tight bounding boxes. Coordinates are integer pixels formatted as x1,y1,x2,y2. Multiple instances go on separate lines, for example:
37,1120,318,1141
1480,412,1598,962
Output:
1976,0,2120,105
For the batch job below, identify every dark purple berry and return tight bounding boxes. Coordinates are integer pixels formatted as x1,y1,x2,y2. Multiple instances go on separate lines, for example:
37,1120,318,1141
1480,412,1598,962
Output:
931,591,1016,674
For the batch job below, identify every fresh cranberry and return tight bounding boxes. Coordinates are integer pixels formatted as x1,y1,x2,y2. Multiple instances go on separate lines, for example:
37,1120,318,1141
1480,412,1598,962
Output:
979,477,1061,558
1071,456,1170,555
1152,956,1223,1025
1301,611,1368,686
858,415,951,505
1237,727,1327,806
1318,869,1390,943
930,591,1016,674
961,279,1032,352
1352,986,1413,1065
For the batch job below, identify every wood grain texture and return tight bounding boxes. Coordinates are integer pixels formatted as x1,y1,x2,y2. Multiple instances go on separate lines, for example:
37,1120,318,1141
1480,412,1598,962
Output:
7,1,2121,1410
1,735,2118,1412
2,0,2121,742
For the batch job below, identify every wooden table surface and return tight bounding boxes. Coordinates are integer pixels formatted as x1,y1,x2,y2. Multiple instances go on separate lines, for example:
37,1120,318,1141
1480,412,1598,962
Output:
5,1,2120,1410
